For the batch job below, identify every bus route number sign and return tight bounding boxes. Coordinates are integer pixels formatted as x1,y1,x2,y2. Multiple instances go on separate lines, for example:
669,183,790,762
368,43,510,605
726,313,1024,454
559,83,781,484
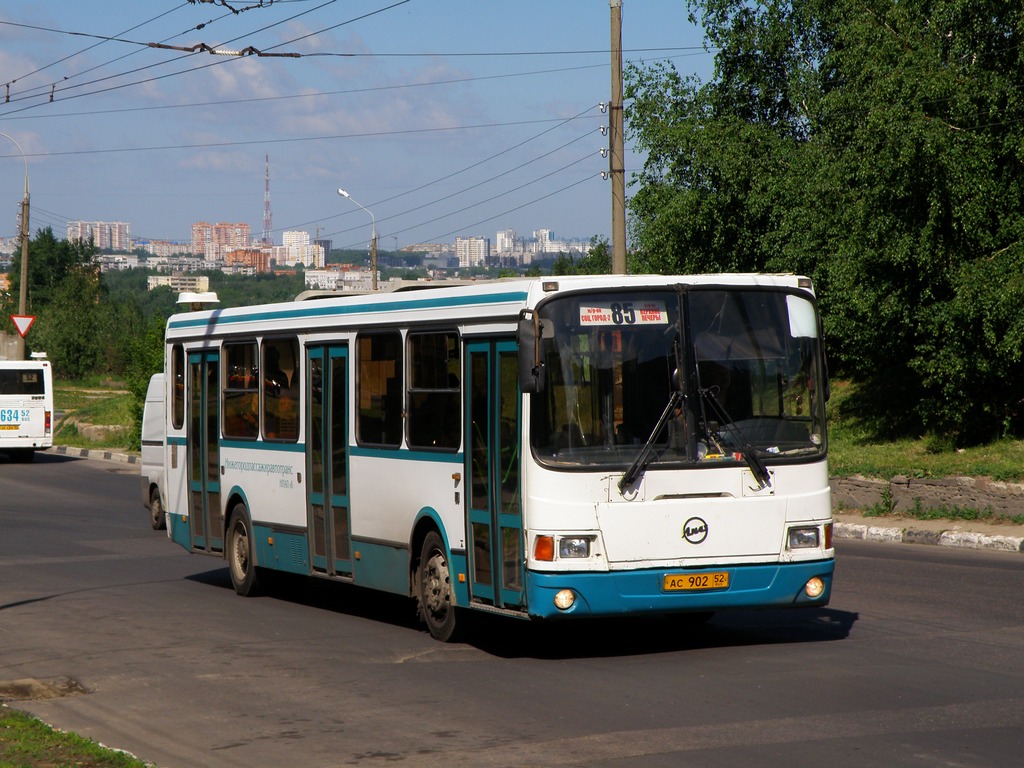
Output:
579,301,668,326
663,571,730,591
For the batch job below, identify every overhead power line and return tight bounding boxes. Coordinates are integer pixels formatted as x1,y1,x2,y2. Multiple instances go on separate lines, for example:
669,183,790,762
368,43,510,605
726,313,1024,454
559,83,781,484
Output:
0,115,595,161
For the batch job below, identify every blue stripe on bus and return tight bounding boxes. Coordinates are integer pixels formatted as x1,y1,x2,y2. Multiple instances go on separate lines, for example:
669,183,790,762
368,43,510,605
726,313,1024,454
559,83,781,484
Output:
253,525,310,575
220,439,306,453
167,290,530,330
347,539,411,595
166,437,462,463
350,445,463,463
524,560,835,620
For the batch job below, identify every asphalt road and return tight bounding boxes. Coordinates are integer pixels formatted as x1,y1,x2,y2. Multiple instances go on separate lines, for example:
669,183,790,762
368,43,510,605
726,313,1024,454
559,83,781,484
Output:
2,451,1024,767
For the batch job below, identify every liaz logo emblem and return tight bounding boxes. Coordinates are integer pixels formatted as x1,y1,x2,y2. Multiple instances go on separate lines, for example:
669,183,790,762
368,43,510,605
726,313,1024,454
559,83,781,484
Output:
683,517,708,544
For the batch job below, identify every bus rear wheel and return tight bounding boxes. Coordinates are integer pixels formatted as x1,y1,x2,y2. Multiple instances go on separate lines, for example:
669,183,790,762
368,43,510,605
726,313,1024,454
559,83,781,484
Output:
227,504,262,597
417,531,462,642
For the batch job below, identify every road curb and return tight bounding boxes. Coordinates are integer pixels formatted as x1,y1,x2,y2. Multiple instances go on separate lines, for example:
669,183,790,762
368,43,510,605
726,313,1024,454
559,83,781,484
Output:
834,521,1024,553
49,445,140,465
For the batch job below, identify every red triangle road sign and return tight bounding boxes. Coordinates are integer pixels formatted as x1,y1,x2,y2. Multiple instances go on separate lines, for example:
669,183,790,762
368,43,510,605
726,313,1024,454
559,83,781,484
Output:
11,315,35,338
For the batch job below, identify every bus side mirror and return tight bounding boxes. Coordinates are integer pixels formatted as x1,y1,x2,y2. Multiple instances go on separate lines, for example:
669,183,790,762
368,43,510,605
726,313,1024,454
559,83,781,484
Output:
518,316,546,393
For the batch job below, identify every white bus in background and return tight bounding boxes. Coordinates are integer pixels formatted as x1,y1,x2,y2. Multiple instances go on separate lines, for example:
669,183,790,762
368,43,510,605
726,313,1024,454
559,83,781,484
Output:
141,373,167,530
0,352,54,463
162,274,835,641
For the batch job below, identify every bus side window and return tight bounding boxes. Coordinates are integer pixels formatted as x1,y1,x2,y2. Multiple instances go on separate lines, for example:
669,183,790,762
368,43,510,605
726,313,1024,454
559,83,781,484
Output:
224,341,259,439
407,331,460,451
357,331,403,447
171,344,185,429
262,337,299,441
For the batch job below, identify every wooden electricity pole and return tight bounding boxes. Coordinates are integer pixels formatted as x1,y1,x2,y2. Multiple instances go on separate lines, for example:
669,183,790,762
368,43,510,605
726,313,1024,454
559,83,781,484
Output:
610,0,627,275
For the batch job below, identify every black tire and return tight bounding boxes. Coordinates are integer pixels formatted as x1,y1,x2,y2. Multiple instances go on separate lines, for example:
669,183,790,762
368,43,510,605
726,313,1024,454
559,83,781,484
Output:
12,449,34,463
149,487,165,531
227,504,262,596
416,530,463,642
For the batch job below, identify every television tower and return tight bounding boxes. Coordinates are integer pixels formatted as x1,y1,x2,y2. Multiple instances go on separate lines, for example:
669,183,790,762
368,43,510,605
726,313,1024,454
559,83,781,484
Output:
262,153,273,245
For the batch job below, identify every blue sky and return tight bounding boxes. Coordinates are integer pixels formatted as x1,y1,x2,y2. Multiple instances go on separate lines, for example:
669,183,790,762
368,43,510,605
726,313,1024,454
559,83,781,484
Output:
0,1,710,251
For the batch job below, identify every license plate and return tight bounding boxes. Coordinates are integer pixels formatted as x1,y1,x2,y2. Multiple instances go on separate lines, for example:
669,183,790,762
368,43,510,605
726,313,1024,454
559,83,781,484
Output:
663,571,729,591
0,424,18,430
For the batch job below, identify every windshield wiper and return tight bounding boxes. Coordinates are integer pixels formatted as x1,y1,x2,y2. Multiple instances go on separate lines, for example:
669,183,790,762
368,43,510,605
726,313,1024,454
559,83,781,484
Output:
618,389,683,494
698,387,772,490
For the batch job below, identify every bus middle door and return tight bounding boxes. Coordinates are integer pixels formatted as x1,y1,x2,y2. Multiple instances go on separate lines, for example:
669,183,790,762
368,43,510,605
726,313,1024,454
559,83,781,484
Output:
466,339,524,611
187,351,222,552
307,345,352,578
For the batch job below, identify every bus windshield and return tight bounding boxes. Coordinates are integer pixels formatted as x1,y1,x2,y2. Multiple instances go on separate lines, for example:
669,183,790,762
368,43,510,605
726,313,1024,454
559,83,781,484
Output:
529,287,827,470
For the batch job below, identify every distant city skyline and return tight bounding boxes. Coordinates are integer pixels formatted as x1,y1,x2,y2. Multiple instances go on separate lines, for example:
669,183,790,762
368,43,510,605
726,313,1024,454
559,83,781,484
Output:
41,219,594,255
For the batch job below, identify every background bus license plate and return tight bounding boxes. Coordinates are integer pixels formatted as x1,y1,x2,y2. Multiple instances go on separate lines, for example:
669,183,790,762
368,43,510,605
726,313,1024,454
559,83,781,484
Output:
664,572,729,591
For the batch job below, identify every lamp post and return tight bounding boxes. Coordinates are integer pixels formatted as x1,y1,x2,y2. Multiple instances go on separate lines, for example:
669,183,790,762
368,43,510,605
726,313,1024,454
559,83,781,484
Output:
338,188,377,291
1,132,30,359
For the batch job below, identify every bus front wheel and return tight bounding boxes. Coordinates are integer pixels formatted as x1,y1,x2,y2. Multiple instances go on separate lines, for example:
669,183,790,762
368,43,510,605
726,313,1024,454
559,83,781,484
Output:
149,487,165,531
417,531,462,642
227,504,262,597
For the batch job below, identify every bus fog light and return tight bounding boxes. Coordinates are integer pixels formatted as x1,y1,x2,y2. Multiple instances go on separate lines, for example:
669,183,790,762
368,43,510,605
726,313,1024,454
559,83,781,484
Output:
804,577,825,598
554,589,576,610
787,526,820,550
558,536,592,559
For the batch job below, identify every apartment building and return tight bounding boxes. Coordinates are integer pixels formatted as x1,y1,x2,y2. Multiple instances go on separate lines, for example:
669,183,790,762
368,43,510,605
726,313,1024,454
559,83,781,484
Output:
67,220,131,251
455,236,490,268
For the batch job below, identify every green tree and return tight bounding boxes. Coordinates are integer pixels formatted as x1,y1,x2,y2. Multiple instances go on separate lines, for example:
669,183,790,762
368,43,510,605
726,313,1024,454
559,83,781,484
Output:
625,0,1024,443
30,269,107,379
577,236,612,275
6,228,99,312
122,313,166,450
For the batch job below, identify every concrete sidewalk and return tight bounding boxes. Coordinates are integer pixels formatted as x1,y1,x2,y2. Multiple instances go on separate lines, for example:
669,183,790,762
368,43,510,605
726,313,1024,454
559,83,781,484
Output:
834,510,1024,553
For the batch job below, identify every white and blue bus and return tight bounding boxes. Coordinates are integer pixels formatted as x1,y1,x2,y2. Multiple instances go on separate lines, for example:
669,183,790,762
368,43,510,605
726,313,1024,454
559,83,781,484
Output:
0,353,53,463
162,274,834,641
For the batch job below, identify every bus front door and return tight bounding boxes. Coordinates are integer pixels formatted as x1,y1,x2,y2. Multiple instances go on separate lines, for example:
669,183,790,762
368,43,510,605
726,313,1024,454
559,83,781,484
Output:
187,351,222,552
466,340,524,610
307,345,352,578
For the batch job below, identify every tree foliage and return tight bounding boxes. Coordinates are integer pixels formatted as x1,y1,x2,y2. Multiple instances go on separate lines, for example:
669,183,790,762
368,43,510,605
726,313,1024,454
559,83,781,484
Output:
625,0,1024,443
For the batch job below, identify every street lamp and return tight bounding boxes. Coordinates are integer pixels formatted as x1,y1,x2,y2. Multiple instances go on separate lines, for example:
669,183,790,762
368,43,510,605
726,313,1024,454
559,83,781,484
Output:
338,187,377,291
1,132,30,359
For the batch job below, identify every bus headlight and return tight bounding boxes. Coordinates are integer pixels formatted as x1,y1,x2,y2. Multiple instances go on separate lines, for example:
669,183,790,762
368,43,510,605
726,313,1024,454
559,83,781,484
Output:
787,526,820,550
558,536,593,559
535,534,597,561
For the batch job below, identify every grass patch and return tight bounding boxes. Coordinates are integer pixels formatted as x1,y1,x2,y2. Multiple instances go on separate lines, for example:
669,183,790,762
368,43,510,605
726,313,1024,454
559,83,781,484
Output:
0,706,150,767
860,498,1024,526
827,380,1024,482
53,381,135,451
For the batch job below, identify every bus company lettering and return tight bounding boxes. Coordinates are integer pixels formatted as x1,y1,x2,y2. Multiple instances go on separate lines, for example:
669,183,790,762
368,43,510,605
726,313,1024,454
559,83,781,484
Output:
683,517,708,544
223,459,294,477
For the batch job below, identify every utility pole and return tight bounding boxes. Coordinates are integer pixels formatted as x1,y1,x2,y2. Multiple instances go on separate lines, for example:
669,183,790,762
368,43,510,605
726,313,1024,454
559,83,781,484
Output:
370,231,378,291
609,0,627,275
2,131,30,360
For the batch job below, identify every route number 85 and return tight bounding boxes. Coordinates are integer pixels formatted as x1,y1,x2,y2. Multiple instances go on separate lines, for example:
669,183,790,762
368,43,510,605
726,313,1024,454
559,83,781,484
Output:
610,302,635,324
